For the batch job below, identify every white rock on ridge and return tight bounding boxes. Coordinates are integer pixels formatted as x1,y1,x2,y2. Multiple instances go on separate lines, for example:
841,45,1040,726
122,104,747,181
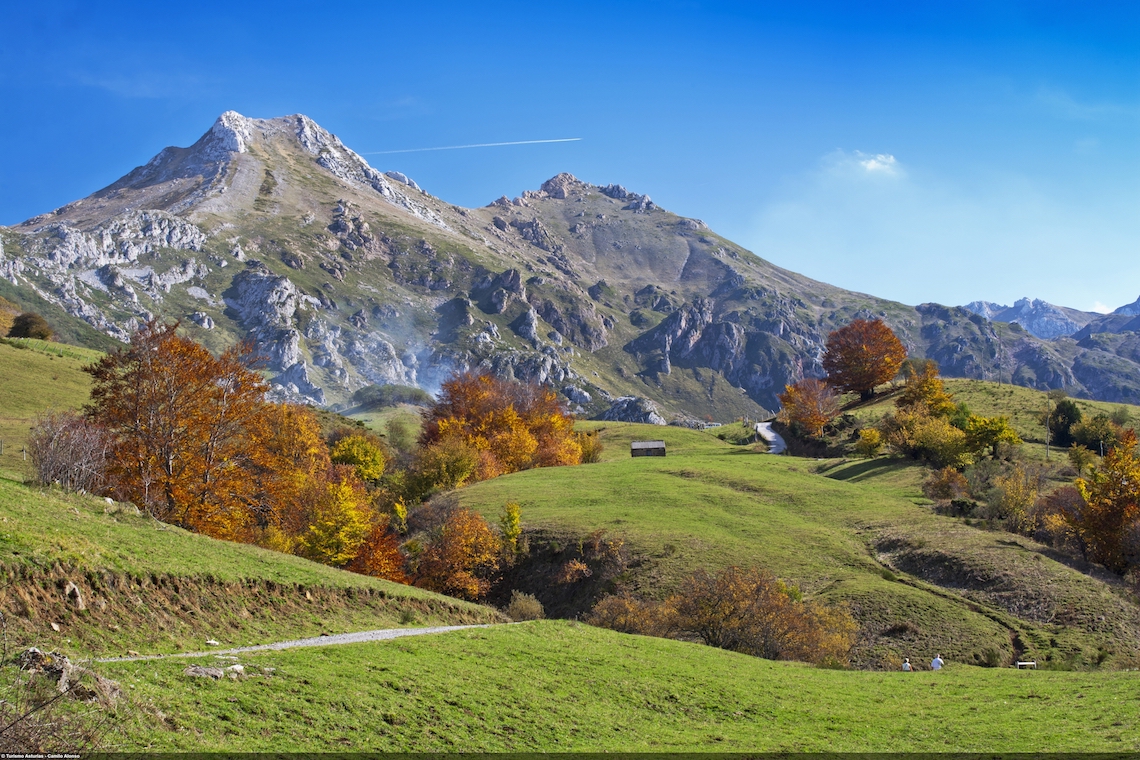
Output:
1114,296,1140,316
962,301,1008,321
962,297,1080,339
209,111,254,155
293,115,448,230
384,171,421,191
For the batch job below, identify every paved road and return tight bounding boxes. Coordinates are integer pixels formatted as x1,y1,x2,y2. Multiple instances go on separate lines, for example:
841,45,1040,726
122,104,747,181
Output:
754,422,787,454
95,624,492,663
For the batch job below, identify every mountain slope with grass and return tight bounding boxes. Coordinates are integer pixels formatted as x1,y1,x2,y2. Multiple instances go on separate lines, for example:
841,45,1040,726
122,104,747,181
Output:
4,112,1140,421
453,423,1140,670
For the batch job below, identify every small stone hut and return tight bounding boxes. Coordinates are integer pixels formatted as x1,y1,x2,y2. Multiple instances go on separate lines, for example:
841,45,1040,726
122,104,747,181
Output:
630,440,666,457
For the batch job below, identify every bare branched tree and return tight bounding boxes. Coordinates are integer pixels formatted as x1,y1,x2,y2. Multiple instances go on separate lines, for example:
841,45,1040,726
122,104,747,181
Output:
27,411,108,493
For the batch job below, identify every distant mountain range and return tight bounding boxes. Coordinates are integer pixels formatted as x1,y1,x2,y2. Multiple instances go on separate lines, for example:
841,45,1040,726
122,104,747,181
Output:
961,297,1140,340
2,111,1139,418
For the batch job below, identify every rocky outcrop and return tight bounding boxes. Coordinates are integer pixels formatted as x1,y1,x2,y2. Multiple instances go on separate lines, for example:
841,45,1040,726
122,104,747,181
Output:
511,306,540,342
539,173,586,199
510,218,560,253
600,396,666,425
531,298,608,351
224,265,311,366
472,268,526,315
27,211,206,270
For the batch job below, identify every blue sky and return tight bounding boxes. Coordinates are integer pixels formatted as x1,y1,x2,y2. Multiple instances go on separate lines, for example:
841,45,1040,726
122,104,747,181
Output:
2,1,1138,312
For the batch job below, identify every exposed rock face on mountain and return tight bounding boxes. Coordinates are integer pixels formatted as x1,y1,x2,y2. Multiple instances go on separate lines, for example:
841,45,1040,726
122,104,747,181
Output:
601,396,667,425
4,111,1140,412
961,298,1095,340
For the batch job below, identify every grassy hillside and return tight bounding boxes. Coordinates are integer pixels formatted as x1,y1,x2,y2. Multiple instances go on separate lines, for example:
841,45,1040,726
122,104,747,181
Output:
0,338,98,479
845,378,1140,446
0,478,501,658
454,423,1140,669
106,620,1140,752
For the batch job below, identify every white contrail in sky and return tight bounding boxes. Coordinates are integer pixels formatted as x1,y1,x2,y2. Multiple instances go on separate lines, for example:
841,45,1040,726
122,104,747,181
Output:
363,138,581,155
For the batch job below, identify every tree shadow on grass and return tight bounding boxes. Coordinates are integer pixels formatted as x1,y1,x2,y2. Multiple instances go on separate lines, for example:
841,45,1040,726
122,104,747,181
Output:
820,457,916,483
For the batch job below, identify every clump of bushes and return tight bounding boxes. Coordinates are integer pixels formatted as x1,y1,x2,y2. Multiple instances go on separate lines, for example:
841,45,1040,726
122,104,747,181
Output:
506,590,545,621
588,565,858,666
351,383,433,409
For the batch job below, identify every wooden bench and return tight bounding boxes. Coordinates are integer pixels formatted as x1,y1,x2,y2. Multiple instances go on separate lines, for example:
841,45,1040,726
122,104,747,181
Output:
1016,661,1037,669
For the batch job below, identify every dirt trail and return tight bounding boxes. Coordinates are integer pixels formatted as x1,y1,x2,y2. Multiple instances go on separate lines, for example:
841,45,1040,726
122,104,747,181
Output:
95,624,493,663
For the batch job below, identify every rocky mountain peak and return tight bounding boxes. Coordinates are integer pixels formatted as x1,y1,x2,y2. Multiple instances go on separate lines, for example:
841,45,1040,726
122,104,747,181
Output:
207,110,255,155
961,297,1088,340
1113,295,1140,316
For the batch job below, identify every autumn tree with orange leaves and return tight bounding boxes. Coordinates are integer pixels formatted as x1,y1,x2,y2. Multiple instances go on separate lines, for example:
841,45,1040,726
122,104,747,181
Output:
419,372,581,484
777,378,839,437
85,321,276,540
822,318,907,400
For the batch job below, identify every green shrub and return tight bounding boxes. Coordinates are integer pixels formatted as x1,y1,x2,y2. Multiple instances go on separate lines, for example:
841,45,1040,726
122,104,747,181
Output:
506,590,545,621
7,312,52,340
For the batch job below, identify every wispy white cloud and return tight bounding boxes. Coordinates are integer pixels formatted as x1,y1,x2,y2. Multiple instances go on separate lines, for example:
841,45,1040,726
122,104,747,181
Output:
857,152,898,174
822,149,904,178
1091,302,1113,314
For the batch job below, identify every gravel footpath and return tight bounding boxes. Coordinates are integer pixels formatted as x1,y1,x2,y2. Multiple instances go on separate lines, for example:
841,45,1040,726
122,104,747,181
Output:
755,422,787,454
95,624,493,663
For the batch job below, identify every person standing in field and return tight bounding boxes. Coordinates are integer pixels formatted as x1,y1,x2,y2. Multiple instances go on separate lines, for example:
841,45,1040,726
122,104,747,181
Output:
931,654,944,670
902,658,912,671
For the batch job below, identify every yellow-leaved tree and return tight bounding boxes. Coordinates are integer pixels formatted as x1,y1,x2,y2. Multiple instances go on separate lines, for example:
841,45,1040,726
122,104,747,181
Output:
296,466,375,567
1072,430,1140,573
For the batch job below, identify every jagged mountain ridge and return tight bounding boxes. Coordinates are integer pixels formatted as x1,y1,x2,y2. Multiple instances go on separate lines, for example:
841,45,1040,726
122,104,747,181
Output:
961,297,1100,340
3,111,1140,417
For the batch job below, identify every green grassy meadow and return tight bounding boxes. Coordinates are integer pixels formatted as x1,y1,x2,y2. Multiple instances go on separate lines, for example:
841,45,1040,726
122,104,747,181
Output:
0,338,98,479
3,335,1140,751
106,620,1140,752
456,423,1140,669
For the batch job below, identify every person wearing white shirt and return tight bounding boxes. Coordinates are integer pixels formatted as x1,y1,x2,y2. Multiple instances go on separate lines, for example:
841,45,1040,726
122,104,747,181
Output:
931,654,944,670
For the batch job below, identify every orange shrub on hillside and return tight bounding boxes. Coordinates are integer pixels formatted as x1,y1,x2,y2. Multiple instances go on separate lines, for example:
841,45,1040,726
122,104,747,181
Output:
777,378,839,437
413,507,501,600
